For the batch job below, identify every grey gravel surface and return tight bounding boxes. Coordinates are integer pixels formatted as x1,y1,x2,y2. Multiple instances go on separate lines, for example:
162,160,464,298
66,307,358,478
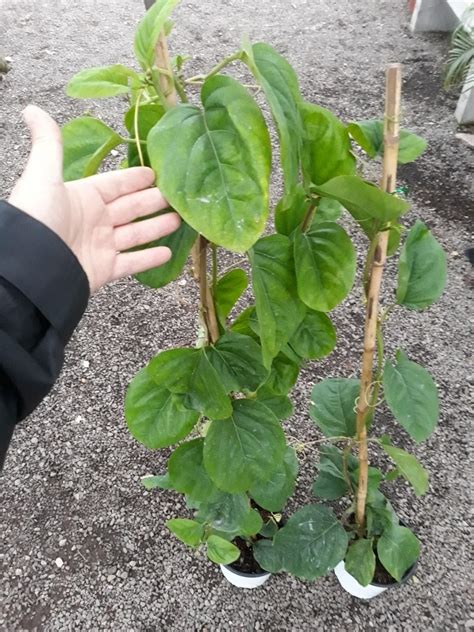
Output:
0,0,473,630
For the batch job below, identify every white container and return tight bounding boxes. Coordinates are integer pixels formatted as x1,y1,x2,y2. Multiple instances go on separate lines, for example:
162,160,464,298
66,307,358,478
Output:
334,561,389,599
220,564,271,589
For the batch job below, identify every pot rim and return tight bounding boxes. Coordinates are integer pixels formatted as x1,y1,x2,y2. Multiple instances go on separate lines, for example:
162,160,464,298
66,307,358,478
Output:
223,563,271,579
368,557,418,588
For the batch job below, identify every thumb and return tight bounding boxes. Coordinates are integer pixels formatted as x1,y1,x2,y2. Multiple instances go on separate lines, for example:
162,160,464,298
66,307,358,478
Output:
22,105,64,184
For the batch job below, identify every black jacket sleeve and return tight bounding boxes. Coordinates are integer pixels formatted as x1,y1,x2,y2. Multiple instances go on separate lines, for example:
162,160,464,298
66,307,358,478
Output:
0,200,89,471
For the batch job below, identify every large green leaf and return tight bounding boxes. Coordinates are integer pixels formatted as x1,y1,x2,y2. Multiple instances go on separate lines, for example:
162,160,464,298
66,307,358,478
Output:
383,350,439,442
250,234,305,368
134,0,181,70
206,332,268,393
196,492,254,535
125,367,199,449
396,221,447,310
256,387,294,420
250,447,299,512
312,176,409,238
124,103,165,168
344,538,376,587
348,119,427,164
272,505,348,580
214,269,248,324
168,439,220,503
230,306,259,341
134,219,197,289
253,539,284,574
243,42,302,195
300,102,355,185
381,442,429,496
310,378,360,438
66,65,139,99
377,524,420,582
262,352,300,396
289,310,336,360
62,117,122,182
294,222,356,313
312,444,358,500
148,348,232,419
206,535,240,565
203,399,286,493
166,518,204,548
141,473,173,490
148,75,271,252
275,184,308,236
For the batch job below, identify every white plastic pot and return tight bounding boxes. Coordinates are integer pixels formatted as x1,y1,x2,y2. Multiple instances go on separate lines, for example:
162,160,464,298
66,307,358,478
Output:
334,561,388,599
220,564,271,589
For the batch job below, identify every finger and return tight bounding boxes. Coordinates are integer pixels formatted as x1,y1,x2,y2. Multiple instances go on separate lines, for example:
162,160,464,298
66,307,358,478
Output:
113,247,172,281
107,186,169,226
87,167,155,203
22,105,63,184
114,212,181,252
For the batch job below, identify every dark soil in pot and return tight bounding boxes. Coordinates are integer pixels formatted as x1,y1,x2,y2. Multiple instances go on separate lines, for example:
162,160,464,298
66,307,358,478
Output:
372,557,418,587
228,537,267,575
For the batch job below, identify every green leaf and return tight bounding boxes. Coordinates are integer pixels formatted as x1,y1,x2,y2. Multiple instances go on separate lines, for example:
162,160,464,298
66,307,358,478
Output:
348,120,427,164
377,524,420,582
250,447,299,511
148,348,232,419
272,505,348,580
148,75,271,252
344,539,376,587
243,42,302,195
315,197,343,223
294,222,356,312
206,535,240,565
300,102,355,186
125,367,199,449
66,64,139,99
215,269,248,324
124,103,165,168
312,176,409,238
275,185,308,236
168,439,220,503
230,306,259,341
396,220,447,310
240,509,264,537
383,350,439,442
62,117,122,182
312,444,358,500
203,399,286,493
256,388,294,420
387,222,404,256
259,518,279,538
310,378,360,438
250,234,306,368
134,219,197,289
196,492,254,535
289,310,336,360
206,332,268,393
141,473,173,490
381,443,429,496
166,518,204,548
262,353,300,396
134,0,181,70
253,539,284,574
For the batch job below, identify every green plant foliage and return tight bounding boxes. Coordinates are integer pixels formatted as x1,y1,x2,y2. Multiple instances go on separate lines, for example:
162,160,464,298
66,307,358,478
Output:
294,222,356,312
206,535,240,565
262,353,300,396
125,367,199,449
141,473,173,490
243,42,302,194
310,378,360,438
134,0,181,70
344,538,376,587
300,102,355,185
275,185,308,236
250,446,299,511
288,310,336,360
166,518,204,547
195,492,256,536
250,234,306,368
396,220,447,310
124,102,165,167
168,439,220,503
312,444,358,500
66,64,139,99
312,175,409,238
269,505,349,580
214,269,248,324
377,524,420,582
253,539,284,574
62,117,123,182
256,387,294,420
147,75,272,252
203,399,286,493
314,198,343,224
348,119,427,164
383,350,439,442
381,442,429,496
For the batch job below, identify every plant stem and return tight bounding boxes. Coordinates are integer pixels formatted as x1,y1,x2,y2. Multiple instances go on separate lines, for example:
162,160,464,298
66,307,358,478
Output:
134,90,146,167
154,32,178,107
198,236,220,344
355,64,402,534
186,52,242,83
301,203,316,232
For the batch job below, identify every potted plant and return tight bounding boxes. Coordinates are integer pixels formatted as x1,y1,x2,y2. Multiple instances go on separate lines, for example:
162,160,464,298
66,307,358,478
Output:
252,65,447,598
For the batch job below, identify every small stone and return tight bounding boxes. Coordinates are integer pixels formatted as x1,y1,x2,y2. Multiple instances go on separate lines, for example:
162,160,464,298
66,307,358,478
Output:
15,569,21,576
81,360,90,368
59,539,67,547
178,279,187,286
111,149,119,157
55,558,64,569
451,251,459,258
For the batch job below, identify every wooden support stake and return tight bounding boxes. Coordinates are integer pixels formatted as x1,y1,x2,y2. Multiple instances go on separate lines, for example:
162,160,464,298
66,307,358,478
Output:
355,64,402,531
198,236,220,344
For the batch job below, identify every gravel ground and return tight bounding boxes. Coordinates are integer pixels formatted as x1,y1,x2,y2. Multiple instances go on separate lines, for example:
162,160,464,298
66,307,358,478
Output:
1,0,473,630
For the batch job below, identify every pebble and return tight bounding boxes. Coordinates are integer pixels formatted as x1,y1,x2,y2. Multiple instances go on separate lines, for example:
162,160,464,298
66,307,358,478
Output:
54,558,64,569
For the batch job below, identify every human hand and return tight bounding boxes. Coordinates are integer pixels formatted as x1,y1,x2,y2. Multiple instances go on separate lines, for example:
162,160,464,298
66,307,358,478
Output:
8,105,180,293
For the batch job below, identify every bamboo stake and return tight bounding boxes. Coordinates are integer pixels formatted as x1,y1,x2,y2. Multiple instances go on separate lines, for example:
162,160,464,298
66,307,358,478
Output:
198,236,220,344
355,64,402,531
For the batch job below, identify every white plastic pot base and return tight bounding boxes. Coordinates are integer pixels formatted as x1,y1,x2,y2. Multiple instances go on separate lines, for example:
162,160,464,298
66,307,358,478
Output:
220,564,271,589
334,561,388,599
